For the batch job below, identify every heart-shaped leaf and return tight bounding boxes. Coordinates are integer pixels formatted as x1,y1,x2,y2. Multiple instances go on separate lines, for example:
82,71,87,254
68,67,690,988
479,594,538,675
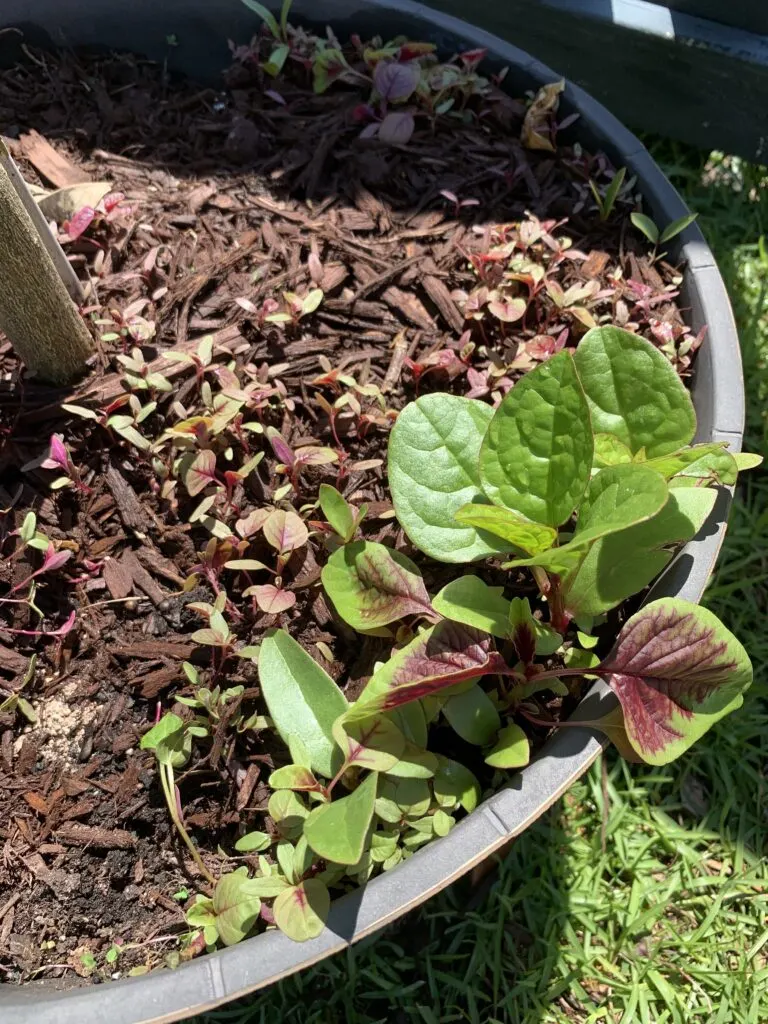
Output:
213,871,263,946
245,583,296,614
442,684,500,745
563,487,717,618
356,620,511,713
503,464,669,573
140,713,191,768
258,630,348,778
273,879,330,942
479,351,593,526
303,771,378,865
268,790,309,840
598,598,752,765
573,326,696,458
388,394,514,563
484,723,530,769
453,504,556,555
321,540,434,631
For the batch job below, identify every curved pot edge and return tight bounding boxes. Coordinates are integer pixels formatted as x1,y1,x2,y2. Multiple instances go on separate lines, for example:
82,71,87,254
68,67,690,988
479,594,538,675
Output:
0,1,743,1020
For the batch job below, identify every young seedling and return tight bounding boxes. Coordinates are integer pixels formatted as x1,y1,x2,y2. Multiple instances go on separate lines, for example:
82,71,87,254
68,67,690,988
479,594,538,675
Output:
630,210,698,261
589,166,626,221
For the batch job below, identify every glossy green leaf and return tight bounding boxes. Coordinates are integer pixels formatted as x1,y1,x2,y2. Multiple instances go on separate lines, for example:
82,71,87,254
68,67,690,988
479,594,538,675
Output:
443,684,501,745
479,351,593,526
273,880,330,942
434,756,481,812
332,711,406,771
258,630,348,778
599,598,752,765
392,777,431,816
213,870,263,946
388,394,513,562
659,212,698,243
563,487,716,618
593,433,633,467
139,713,190,768
234,831,272,853
303,772,378,865
643,442,732,480
484,723,530,768
355,620,509,713
318,483,356,542
432,576,510,638
321,540,434,630
503,464,669,572
454,503,556,555
573,326,696,458
386,702,428,748
630,211,659,244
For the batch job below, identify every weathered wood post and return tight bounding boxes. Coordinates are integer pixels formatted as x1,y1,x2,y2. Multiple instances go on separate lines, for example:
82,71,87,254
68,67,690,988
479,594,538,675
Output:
0,139,93,384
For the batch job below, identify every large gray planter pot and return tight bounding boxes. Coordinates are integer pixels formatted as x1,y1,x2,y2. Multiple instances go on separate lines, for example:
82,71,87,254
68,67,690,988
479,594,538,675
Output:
0,2,744,1021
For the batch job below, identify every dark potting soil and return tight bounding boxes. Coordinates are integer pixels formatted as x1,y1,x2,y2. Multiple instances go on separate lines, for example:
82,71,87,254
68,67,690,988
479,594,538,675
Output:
0,39,701,984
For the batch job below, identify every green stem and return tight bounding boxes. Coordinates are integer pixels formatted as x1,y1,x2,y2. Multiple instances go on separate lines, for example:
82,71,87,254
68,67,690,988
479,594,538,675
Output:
160,763,215,886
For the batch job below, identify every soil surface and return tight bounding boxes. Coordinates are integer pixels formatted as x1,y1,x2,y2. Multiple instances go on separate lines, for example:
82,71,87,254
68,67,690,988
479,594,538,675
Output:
0,38,700,985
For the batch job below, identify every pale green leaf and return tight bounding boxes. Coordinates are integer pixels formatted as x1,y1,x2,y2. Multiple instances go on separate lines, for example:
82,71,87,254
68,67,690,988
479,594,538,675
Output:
442,684,500,745
273,880,330,942
303,772,378,865
258,630,348,778
484,723,530,769
388,394,514,562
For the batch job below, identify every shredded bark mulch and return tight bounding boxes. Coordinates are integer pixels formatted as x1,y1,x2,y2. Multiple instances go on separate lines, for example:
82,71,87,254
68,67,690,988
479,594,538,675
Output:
0,41,701,984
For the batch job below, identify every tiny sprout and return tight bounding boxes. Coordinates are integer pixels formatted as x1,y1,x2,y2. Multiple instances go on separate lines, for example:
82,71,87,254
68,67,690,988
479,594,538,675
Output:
589,166,626,222
439,189,480,218
630,210,698,259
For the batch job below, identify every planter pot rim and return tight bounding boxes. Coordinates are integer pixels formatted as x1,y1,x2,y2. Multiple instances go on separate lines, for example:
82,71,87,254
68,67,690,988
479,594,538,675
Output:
0,1,744,1020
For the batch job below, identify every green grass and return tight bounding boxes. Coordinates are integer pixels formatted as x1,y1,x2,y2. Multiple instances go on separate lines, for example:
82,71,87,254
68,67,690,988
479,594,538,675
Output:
192,148,768,1024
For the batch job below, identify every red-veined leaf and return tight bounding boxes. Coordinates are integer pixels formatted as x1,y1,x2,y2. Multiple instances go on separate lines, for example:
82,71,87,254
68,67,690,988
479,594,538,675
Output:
263,509,309,553
246,584,296,614
185,450,218,496
599,598,752,765
355,620,512,712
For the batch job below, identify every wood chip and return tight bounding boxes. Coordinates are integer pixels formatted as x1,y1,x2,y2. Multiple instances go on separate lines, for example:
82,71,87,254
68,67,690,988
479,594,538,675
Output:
53,823,137,850
383,286,435,330
108,640,195,660
0,642,28,675
423,275,465,334
134,664,179,698
19,130,91,187
105,465,149,534
120,550,166,605
103,556,134,600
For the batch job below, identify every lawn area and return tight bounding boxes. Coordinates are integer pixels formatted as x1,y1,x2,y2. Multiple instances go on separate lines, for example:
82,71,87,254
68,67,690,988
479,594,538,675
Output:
193,148,768,1024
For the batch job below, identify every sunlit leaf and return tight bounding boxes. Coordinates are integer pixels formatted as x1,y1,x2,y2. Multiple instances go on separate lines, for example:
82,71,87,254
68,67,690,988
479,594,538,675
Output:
322,540,434,630
263,508,309,553
258,630,348,777
484,723,530,769
599,598,752,764
273,879,330,942
303,772,377,865
213,870,263,946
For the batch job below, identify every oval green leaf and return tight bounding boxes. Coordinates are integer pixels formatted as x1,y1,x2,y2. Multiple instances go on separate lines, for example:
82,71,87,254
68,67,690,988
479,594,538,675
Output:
273,879,330,942
388,394,514,563
432,575,510,639
442,684,501,745
258,630,348,778
573,326,696,458
479,351,593,526
303,772,378,865
484,723,530,769
213,871,263,947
